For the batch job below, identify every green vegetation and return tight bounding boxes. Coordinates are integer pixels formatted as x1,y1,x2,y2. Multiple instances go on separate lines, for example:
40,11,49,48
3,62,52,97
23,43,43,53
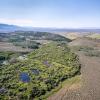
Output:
0,52,14,60
0,52,27,66
0,31,72,51
0,42,80,100
0,52,14,65
16,31,71,42
0,51,23,60
41,75,81,99
0,31,71,49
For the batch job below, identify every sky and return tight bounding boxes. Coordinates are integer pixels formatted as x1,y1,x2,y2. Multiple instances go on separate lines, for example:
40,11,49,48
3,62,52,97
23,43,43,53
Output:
0,0,100,28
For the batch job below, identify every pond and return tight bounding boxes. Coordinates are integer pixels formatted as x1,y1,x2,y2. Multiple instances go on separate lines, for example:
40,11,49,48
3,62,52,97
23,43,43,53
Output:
20,72,30,82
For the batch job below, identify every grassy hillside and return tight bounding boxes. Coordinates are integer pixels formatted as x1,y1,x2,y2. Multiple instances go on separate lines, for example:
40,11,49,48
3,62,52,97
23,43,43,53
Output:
0,42,80,100
64,32,82,40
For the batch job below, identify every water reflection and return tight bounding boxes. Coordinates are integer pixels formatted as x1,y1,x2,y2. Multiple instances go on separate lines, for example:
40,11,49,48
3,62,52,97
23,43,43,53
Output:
20,72,30,82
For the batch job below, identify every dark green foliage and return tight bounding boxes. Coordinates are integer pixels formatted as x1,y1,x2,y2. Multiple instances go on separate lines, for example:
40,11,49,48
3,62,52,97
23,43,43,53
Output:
0,52,14,60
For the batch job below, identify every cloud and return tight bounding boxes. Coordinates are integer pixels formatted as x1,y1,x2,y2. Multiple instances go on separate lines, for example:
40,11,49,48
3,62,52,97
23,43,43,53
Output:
0,18,33,26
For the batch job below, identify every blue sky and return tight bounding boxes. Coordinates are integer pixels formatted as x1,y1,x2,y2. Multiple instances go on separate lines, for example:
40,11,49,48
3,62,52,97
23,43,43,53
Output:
0,0,100,28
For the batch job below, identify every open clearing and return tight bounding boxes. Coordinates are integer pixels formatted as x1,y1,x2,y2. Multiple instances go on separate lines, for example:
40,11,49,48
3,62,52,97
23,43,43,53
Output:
48,37,100,100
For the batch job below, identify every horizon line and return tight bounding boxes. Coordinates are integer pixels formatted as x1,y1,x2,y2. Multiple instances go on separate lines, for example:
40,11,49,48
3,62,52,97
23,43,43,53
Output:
0,22,100,29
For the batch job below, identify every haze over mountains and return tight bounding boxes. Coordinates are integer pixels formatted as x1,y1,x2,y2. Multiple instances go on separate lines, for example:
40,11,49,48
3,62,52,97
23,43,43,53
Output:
0,23,100,33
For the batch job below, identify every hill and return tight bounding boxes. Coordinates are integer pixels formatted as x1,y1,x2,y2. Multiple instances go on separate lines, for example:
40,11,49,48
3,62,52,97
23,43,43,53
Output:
0,42,80,99
0,23,22,32
0,31,71,51
54,32,83,40
86,33,100,39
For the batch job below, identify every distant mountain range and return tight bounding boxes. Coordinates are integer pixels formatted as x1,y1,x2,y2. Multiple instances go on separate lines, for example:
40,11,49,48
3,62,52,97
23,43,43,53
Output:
0,23,100,33
0,24,23,32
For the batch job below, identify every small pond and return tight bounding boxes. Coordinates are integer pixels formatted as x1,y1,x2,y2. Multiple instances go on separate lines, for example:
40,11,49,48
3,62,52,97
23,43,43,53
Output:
20,72,30,82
